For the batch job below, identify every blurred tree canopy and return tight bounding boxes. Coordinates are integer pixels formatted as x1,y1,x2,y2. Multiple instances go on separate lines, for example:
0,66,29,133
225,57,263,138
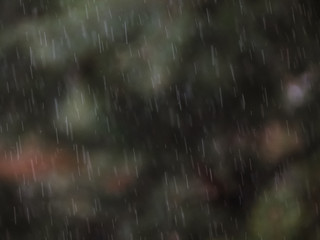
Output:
1,0,320,239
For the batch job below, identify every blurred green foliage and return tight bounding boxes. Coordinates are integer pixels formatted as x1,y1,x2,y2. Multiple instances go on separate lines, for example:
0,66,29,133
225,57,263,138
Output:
1,0,320,239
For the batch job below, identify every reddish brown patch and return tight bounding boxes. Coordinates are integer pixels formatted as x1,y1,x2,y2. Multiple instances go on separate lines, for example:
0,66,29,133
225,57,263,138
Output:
257,120,302,163
0,138,77,182
104,172,137,194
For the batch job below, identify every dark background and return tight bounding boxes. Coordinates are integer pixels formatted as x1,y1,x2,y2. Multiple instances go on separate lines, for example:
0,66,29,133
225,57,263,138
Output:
0,0,320,239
